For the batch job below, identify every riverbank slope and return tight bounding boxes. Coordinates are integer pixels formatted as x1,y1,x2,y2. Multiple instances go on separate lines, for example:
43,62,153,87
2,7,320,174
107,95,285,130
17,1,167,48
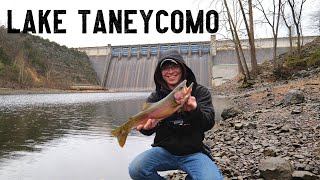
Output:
168,37,320,179
210,66,319,179
167,66,319,179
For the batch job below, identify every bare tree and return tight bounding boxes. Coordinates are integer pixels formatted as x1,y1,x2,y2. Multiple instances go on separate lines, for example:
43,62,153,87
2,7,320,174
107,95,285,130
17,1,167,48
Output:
228,17,245,76
238,0,259,74
208,0,247,77
287,0,307,58
255,0,283,68
281,4,294,53
224,0,251,81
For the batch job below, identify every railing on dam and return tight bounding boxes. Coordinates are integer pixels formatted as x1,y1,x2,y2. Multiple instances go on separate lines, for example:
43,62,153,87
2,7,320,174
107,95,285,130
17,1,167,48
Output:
111,43,211,58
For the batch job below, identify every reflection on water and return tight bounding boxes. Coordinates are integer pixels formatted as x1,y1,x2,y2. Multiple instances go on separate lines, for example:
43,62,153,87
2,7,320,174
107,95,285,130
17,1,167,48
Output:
0,92,232,180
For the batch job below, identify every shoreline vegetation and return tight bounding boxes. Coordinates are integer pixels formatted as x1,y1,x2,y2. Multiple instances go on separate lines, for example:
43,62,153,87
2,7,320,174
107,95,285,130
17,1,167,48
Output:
0,86,106,95
0,86,159,95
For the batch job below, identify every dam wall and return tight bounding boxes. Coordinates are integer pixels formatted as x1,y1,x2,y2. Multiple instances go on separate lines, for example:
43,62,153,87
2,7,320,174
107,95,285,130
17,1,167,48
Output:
78,36,318,90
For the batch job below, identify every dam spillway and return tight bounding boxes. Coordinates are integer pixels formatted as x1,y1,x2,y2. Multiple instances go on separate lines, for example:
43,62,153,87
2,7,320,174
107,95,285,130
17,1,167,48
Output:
82,42,214,91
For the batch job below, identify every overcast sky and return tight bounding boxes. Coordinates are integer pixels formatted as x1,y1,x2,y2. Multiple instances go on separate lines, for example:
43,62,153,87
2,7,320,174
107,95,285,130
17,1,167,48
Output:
0,0,318,48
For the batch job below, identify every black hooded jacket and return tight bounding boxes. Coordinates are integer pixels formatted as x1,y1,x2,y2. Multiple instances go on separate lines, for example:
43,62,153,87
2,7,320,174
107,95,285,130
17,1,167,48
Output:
140,49,215,156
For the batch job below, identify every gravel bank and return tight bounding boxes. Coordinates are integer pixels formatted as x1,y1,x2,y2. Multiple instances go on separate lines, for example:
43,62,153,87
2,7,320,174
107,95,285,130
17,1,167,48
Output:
168,67,320,179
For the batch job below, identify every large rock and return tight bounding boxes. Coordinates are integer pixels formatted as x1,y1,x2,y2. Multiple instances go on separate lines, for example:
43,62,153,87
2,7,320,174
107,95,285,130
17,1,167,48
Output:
221,107,241,120
282,90,305,106
258,157,294,180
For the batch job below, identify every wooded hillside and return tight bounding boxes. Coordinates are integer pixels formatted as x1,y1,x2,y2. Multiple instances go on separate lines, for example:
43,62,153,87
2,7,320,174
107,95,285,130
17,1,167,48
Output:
0,26,98,89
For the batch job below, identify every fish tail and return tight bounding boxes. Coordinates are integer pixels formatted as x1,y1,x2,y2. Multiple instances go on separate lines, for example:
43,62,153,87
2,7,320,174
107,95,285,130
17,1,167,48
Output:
187,82,193,94
111,119,134,147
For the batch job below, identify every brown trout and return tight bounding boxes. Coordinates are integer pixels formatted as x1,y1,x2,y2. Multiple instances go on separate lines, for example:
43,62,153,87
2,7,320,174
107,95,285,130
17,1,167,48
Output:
111,80,193,147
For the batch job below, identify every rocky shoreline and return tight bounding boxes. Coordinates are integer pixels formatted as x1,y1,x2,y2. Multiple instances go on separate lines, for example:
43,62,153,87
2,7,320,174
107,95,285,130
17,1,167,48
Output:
168,67,320,180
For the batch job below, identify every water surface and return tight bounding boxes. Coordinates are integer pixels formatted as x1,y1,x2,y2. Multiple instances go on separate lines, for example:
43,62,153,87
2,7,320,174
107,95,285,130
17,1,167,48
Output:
0,92,231,180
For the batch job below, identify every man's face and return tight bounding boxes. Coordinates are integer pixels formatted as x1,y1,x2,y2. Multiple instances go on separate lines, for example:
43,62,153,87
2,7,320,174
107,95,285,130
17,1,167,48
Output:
161,62,182,90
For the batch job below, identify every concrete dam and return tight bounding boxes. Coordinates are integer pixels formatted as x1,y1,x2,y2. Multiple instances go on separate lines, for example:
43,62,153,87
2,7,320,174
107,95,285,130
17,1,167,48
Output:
78,36,317,91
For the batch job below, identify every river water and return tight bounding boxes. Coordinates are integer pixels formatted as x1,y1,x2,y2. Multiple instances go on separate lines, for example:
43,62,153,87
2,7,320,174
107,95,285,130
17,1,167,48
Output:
0,92,232,180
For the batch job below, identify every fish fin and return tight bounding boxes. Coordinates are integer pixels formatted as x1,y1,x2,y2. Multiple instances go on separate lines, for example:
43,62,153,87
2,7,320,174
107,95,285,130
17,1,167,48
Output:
111,120,132,147
187,82,193,94
142,102,152,110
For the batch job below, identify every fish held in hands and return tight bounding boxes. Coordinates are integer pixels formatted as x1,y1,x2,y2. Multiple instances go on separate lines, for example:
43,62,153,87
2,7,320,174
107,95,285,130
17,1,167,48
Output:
111,80,193,147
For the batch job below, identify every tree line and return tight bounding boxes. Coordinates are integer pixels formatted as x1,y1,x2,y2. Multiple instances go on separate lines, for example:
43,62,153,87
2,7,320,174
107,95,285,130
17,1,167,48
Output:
209,0,319,86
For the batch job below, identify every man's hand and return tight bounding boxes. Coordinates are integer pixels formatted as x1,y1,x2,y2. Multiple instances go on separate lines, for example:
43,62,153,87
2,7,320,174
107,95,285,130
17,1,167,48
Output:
136,119,160,131
183,96,197,111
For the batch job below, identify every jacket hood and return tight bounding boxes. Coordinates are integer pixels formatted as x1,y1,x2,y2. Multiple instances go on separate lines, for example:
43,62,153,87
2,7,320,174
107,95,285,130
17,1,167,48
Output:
154,49,197,92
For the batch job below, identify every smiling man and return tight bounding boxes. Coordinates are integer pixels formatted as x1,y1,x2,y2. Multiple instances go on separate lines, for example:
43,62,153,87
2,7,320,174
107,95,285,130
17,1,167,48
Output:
160,59,182,88
128,49,223,180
